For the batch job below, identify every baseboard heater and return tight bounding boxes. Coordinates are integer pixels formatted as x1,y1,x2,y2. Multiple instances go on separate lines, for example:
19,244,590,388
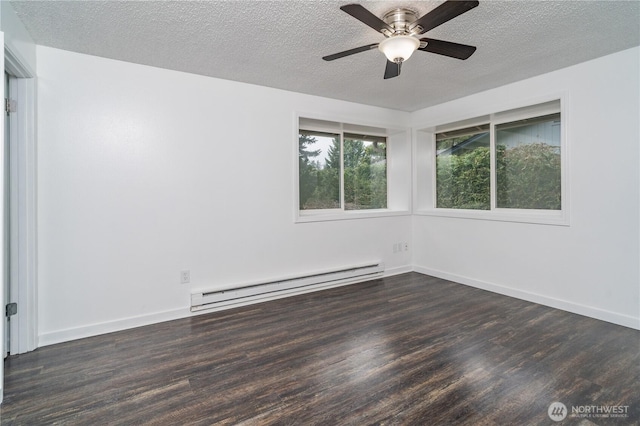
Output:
191,262,384,313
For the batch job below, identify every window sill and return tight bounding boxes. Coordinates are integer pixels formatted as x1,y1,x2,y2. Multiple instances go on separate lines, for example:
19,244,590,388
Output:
413,208,570,226
296,209,411,224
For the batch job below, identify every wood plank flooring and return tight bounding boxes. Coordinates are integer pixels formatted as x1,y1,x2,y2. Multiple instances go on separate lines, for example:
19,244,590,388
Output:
1,273,639,425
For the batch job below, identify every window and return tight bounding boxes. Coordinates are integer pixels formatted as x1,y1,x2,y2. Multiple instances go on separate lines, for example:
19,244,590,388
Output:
298,130,387,211
343,134,387,210
296,116,411,223
436,124,490,210
416,99,566,225
495,113,561,210
299,130,341,210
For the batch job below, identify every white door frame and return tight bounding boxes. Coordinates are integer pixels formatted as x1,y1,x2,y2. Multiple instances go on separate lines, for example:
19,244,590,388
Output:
1,31,6,405
4,45,37,356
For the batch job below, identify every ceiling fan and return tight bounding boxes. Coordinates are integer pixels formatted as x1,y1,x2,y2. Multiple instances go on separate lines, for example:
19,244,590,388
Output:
323,1,479,79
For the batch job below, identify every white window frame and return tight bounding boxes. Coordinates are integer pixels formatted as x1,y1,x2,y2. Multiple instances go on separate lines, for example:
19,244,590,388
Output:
295,113,411,223
414,95,570,226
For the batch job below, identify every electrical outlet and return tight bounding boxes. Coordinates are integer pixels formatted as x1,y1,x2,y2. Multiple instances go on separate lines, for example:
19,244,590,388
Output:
403,242,409,251
180,270,190,284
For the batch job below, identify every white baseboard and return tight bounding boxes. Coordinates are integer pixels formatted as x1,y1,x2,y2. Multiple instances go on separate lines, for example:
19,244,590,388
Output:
413,265,640,330
38,308,190,347
39,264,414,347
384,265,413,277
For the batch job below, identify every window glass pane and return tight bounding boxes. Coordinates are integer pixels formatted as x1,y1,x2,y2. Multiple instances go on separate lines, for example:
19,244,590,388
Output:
298,131,341,210
436,127,490,210
343,135,387,210
496,113,561,210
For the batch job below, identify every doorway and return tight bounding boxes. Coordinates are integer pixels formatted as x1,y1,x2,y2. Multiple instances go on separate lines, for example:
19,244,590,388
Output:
1,49,37,404
3,71,9,360
3,56,37,357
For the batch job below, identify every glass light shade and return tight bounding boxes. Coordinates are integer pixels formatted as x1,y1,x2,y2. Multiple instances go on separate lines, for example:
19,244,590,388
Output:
378,35,420,63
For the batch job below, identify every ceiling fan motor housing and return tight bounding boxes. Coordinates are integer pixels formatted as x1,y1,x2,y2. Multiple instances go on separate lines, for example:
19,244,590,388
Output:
381,8,422,36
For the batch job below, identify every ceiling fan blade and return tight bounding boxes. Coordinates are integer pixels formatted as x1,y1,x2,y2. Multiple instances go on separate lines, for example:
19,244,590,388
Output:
409,0,479,34
418,38,476,60
384,60,401,79
323,43,379,61
340,4,393,34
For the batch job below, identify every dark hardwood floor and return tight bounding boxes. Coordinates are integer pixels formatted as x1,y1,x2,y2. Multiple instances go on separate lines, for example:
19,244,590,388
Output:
1,273,639,425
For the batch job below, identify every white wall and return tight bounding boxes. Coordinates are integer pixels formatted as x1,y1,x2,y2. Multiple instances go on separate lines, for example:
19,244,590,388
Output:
36,46,413,345
36,44,640,346
411,47,640,329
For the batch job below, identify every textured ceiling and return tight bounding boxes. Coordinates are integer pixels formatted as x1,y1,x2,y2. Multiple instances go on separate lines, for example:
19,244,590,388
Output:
9,0,640,112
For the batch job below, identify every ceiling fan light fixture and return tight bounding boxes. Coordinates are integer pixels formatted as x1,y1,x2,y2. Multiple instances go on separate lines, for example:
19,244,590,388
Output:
378,35,420,63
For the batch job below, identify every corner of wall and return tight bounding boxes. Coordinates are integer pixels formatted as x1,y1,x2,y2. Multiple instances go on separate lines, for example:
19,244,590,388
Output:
1,1,36,76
